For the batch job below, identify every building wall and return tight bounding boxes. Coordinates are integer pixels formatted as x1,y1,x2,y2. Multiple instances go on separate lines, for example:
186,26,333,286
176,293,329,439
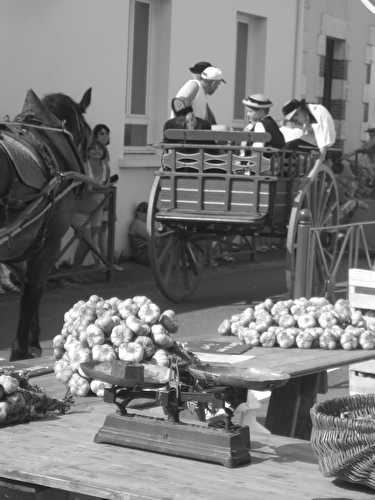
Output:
168,0,299,126
0,0,300,257
302,0,375,153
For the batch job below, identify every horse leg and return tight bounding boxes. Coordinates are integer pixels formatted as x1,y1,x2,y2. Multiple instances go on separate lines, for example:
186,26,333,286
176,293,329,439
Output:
29,310,42,357
9,237,62,361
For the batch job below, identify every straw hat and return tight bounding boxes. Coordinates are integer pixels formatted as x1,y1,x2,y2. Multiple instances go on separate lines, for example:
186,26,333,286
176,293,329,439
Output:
242,94,273,109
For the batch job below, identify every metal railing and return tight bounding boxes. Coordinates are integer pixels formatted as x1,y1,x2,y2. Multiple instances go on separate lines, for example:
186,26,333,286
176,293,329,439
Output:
49,185,117,282
293,209,375,300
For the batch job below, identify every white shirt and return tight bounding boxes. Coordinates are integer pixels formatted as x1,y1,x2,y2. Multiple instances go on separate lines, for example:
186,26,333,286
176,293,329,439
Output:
307,103,336,151
244,121,267,148
279,125,304,143
173,79,208,120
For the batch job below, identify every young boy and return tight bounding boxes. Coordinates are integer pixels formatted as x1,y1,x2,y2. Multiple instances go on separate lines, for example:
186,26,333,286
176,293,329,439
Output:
128,202,149,266
242,93,285,149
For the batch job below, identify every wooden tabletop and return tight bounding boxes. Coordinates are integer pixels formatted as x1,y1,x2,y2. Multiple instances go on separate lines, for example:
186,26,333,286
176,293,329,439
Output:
234,345,375,377
0,366,373,500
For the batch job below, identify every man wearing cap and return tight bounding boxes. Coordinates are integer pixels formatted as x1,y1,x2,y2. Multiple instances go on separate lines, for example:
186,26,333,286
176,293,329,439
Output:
281,98,336,160
242,94,285,149
173,64,225,125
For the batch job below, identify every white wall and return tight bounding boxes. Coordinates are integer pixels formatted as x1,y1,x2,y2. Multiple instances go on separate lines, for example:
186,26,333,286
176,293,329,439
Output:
168,0,299,126
0,0,299,257
0,0,131,255
302,0,375,153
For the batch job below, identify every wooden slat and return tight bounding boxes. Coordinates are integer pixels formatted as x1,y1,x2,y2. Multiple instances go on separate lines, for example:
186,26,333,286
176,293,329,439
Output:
0,357,373,499
349,268,375,310
155,211,265,224
163,129,271,144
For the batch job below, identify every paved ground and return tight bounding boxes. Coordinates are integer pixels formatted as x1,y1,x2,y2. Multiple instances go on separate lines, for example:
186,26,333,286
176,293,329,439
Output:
0,249,288,353
0,250,353,419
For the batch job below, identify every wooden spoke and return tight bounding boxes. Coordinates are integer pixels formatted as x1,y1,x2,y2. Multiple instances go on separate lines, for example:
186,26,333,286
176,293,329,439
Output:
286,162,340,296
147,177,205,302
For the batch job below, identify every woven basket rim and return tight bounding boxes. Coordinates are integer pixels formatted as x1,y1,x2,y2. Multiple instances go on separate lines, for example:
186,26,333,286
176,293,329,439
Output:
311,394,375,430
312,393,375,414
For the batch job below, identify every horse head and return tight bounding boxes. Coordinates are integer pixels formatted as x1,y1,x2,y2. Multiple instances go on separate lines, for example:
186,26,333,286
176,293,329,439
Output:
41,88,92,159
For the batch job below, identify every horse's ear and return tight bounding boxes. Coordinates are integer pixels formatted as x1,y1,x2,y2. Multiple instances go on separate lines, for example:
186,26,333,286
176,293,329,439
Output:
79,88,92,113
20,89,61,127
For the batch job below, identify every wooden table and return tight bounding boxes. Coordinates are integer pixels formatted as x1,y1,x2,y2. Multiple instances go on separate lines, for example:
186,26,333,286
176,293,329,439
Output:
0,365,374,500
232,346,375,439
183,340,375,439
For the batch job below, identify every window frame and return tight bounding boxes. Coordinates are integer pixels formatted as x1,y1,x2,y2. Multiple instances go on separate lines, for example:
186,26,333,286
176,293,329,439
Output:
232,12,266,130
124,0,154,153
233,14,249,123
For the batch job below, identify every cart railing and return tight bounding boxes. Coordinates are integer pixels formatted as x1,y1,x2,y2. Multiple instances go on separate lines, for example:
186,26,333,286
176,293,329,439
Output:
157,130,318,226
294,213,375,299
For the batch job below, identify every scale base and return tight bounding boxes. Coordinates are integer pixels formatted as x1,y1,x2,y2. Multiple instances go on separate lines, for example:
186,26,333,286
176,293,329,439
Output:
94,412,251,467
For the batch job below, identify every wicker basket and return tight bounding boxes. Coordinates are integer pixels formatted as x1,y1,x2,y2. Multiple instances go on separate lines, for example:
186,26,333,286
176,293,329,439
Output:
310,394,375,489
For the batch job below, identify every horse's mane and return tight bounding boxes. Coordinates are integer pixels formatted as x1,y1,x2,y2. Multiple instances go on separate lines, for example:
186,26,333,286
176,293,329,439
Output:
42,93,80,120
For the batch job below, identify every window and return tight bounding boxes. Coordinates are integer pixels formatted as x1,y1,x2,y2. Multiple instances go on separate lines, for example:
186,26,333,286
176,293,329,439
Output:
233,13,267,125
125,0,150,147
322,37,346,112
365,45,375,127
363,102,369,123
233,21,248,120
124,0,171,150
366,63,372,84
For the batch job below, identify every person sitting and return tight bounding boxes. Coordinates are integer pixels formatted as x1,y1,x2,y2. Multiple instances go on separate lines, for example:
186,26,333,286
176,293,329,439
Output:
163,97,212,164
164,97,211,138
242,94,285,149
128,202,149,266
238,94,284,174
345,124,375,165
281,98,336,161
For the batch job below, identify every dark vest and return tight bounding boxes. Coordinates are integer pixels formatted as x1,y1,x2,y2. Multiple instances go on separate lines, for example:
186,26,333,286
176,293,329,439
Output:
261,116,285,149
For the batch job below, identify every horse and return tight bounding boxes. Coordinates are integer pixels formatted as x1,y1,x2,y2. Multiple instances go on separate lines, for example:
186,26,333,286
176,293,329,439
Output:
0,88,92,361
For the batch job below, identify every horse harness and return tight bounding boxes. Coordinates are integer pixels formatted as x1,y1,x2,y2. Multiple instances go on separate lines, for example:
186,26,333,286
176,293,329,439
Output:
0,119,83,255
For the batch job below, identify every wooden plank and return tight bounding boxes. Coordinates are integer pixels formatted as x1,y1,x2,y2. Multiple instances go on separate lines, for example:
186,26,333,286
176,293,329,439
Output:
349,359,375,395
0,369,372,500
349,268,375,310
233,346,375,377
163,129,271,144
265,372,322,439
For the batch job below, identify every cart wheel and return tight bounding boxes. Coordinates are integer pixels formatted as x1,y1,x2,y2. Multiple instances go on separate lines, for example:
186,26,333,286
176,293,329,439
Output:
147,178,206,302
286,161,340,296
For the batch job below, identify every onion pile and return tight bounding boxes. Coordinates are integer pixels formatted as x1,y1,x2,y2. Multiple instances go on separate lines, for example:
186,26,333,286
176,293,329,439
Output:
217,297,375,350
52,295,179,397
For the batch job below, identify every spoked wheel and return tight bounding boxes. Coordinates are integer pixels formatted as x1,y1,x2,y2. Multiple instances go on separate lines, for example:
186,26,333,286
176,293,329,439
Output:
286,161,341,297
147,178,206,302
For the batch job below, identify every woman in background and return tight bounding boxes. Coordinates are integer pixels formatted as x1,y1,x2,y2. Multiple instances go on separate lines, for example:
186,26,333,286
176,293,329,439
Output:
91,124,116,262
73,139,110,267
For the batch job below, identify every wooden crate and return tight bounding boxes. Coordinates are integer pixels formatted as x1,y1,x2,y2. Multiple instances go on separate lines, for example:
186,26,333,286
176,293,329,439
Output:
349,360,375,395
348,268,375,310
348,268,375,394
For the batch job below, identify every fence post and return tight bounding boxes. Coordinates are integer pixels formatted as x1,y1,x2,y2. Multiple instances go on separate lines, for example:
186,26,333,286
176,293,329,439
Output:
293,208,313,299
106,186,117,282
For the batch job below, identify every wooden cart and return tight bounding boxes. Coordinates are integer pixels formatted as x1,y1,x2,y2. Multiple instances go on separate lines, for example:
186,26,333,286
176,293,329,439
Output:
147,130,340,301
